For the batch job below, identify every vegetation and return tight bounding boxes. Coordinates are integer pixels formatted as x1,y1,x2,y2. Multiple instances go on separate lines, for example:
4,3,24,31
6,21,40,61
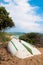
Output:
19,33,43,45
0,6,15,31
0,32,12,44
0,6,15,46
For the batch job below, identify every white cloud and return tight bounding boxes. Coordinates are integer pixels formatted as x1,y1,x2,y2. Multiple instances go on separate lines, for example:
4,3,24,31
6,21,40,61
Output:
1,0,43,33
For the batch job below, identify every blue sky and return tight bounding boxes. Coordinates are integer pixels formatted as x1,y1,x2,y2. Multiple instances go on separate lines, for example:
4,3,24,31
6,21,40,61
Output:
0,0,43,33
29,0,43,14
0,0,9,4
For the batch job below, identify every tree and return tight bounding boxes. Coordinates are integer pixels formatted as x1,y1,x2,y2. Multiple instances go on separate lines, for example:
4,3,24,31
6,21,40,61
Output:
0,6,15,31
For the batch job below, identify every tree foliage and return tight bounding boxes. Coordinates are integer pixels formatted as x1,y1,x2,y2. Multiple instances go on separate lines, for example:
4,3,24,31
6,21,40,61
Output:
0,7,15,30
19,33,41,44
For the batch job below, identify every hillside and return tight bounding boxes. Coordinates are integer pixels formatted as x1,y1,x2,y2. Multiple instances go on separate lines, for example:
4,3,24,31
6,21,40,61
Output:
19,33,43,47
0,32,43,65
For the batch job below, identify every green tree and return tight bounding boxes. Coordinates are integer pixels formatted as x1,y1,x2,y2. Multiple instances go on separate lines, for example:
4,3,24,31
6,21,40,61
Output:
0,6,15,31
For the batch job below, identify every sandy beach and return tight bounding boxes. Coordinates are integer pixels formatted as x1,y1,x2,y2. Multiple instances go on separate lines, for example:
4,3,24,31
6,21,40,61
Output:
0,43,43,65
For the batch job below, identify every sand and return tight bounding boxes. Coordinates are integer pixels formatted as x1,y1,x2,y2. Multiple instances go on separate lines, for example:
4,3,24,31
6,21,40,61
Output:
0,44,43,65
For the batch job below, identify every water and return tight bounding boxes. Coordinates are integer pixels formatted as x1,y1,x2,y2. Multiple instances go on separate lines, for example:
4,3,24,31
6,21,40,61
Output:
14,35,19,39
9,32,24,39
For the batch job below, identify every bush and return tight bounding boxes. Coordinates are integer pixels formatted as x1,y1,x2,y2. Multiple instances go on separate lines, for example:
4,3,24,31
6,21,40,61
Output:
19,33,42,45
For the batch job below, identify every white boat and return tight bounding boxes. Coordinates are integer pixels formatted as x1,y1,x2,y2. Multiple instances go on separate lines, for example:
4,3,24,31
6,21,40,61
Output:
8,37,41,59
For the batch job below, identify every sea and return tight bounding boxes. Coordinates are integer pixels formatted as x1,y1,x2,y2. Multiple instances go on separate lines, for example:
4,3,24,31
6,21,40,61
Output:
8,32,24,39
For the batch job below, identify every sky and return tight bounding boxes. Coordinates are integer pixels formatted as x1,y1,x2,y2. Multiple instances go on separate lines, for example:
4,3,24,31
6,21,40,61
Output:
0,0,43,33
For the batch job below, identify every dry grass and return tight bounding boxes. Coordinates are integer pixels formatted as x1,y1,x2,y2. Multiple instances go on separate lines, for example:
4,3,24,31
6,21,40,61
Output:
0,32,12,48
